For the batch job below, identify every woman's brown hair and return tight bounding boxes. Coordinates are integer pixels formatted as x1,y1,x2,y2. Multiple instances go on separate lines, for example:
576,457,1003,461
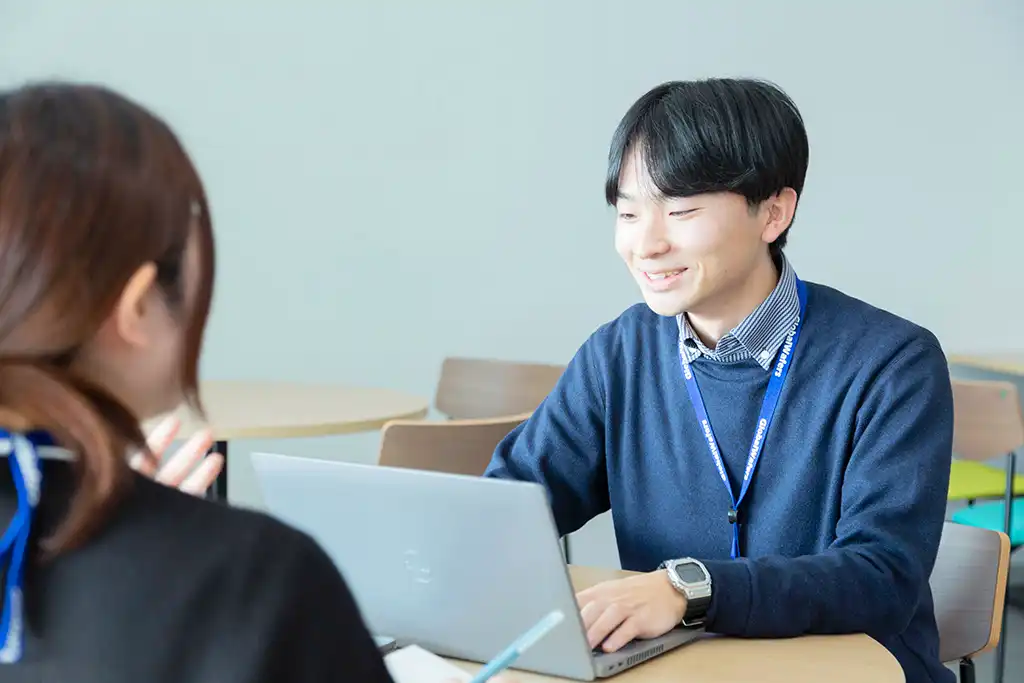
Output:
0,82,215,553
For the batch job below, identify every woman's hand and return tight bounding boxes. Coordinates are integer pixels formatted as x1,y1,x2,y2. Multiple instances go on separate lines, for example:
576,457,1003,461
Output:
131,415,223,496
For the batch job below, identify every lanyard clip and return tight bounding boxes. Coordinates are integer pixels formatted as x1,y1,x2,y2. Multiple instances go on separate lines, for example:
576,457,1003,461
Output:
727,508,739,525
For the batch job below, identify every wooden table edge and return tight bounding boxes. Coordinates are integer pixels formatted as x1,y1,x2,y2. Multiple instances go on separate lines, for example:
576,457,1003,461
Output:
948,354,1024,376
206,406,430,440
440,565,904,682
444,631,903,683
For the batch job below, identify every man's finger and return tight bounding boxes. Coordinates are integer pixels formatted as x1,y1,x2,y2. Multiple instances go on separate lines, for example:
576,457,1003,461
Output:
179,453,225,496
576,588,597,610
575,580,612,606
585,602,626,650
145,416,181,456
155,429,215,486
579,600,604,630
600,617,640,653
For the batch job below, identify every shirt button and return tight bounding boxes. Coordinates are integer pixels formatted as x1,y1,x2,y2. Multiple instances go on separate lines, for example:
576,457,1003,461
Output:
760,350,771,360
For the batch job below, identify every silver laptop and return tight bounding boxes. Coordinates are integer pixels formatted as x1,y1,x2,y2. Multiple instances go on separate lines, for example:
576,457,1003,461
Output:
252,453,703,680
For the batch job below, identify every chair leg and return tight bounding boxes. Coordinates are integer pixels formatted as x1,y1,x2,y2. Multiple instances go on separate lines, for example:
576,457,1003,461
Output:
959,657,975,683
992,452,1016,683
1002,453,1015,544
1006,583,1024,611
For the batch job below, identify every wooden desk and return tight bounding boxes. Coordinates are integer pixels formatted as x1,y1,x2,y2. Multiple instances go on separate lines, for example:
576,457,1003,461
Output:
949,353,1024,376
447,566,905,683
162,380,429,499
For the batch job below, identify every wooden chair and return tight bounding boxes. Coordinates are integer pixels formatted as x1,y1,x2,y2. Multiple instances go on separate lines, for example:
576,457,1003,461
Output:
947,378,1024,505
949,380,1024,546
434,357,565,420
930,522,1011,683
428,356,570,558
378,412,530,477
377,409,574,561
946,379,1024,683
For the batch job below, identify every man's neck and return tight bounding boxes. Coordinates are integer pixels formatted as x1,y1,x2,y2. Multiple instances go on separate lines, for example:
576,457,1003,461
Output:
686,255,780,349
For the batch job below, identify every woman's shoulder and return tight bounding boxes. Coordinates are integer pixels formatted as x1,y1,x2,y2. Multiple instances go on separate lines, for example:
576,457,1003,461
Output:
40,471,393,682
120,472,334,584
125,476,388,672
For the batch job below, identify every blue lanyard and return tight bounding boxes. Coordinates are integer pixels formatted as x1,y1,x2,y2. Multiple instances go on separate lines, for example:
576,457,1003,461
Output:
0,430,49,664
679,278,808,559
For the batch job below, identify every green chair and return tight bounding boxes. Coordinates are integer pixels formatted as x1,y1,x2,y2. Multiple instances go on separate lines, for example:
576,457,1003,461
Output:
948,459,1024,503
948,380,1024,545
946,379,1023,683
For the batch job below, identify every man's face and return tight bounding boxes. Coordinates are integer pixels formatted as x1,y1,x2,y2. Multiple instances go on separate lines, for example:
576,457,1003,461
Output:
613,152,773,318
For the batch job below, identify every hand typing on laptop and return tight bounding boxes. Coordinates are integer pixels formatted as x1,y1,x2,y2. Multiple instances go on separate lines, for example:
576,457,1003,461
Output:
575,571,687,653
255,455,705,678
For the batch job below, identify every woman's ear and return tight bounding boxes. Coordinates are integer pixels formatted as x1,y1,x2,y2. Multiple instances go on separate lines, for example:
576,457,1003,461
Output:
110,262,159,349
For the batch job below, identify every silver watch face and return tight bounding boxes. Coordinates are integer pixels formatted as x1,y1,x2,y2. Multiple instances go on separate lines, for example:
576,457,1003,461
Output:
673,561,707,584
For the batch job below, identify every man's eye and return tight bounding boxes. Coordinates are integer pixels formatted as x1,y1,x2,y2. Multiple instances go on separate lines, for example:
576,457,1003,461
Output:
618,213,636,220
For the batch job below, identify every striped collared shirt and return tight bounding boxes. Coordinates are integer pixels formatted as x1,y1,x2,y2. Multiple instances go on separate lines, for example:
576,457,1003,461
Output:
677,255,800,371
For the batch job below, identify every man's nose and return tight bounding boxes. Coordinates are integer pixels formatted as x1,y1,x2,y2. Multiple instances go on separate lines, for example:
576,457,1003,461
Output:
633,216,670,259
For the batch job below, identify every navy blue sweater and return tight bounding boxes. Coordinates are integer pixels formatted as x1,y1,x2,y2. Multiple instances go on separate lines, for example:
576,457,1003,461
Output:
485,282,954,683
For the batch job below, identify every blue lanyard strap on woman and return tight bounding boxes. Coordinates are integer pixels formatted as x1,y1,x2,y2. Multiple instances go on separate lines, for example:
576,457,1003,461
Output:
679,277,808,559
0,429,49,664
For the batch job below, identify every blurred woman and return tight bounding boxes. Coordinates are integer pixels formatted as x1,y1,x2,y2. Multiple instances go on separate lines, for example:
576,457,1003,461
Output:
0,82,393,682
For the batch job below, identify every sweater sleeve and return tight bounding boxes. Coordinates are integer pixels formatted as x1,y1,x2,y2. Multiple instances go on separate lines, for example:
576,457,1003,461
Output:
700,337,953,639
483,332,610,537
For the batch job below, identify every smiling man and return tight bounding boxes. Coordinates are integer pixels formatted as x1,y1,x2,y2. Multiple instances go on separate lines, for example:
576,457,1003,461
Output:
484,78,954,683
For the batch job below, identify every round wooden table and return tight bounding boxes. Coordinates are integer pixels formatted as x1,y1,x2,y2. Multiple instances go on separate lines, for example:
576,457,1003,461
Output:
949,353,1024,376
449,565,905,683
166,380,430,500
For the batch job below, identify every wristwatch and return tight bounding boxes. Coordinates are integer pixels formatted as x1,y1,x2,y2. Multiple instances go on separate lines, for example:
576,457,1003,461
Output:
661,557,712,627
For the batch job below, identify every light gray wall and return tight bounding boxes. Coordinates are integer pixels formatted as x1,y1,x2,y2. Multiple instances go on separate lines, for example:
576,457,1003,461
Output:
1,1,1021,568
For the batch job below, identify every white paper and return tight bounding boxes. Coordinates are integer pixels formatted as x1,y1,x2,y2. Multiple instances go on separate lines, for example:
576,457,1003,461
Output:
384,645,472,683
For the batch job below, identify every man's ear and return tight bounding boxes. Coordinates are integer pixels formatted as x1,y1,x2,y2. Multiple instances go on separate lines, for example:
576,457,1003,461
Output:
110,262,159,348
760,188,798,244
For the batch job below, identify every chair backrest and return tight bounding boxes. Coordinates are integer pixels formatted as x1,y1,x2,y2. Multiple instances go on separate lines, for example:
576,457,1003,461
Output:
377,412,530,476
434,357,565,420
930,521,1011,662
951,379,1024,461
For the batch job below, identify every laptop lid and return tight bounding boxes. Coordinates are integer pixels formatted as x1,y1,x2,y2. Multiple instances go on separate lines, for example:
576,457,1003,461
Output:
251,453,597,680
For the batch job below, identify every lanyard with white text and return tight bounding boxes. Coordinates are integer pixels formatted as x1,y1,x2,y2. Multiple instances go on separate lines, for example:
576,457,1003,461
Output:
0,431,46,664
679,278,808,559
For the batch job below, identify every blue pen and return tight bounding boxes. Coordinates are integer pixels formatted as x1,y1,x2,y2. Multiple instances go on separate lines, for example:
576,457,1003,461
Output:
468,610,566,683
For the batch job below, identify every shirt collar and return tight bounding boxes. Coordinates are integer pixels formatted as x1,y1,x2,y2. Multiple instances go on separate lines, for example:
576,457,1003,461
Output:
676,254,800,371
0,440,74,461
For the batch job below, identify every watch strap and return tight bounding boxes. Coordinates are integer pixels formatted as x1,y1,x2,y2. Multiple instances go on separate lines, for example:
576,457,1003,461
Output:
662,558,712,626
683,593,711,623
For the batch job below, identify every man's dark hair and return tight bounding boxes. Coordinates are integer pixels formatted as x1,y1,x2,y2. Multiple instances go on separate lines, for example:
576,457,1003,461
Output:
605,78,809,257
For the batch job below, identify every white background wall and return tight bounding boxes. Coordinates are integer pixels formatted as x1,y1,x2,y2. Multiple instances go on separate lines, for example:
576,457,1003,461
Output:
1,0,1021,568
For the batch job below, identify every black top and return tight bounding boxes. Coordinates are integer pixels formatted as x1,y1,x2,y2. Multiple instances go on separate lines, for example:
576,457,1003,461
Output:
0,457,395,683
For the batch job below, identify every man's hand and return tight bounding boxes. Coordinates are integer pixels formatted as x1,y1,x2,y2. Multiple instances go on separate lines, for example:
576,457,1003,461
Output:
575,571,687,653
131,416,222,496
